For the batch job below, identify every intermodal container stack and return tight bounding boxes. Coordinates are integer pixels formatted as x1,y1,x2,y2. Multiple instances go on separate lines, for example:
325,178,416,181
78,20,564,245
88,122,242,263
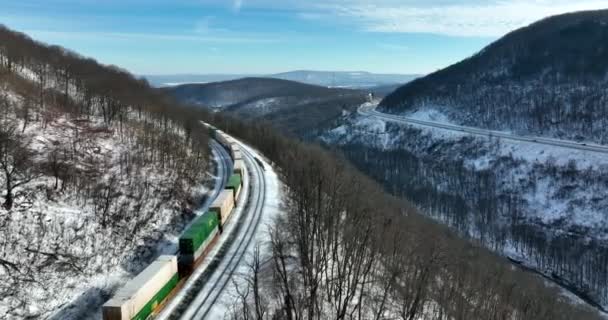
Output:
210,190,235,229
233,150,243,161
216,132,232,148
178,212,220,275
233,159,245,177
230,143,240,159
225,173,243,201
103,256,179,320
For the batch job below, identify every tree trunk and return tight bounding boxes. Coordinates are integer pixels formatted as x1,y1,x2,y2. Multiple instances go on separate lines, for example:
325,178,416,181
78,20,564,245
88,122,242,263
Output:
4,178,13,210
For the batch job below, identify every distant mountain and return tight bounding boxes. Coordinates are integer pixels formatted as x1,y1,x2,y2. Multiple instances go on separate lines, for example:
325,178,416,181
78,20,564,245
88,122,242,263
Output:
380,9,608,144
145,74,255,87
146,71,419,89
271,70,420,89
166,77,367,136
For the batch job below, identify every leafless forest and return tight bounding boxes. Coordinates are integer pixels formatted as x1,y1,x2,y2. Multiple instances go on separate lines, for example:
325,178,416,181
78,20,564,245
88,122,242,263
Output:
0,26,211,318
204,113,601,320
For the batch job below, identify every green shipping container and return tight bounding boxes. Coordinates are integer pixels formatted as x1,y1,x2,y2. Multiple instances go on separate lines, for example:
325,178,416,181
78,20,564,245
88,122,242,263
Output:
226,173,242,192
132,273,179,320
179,212,219,254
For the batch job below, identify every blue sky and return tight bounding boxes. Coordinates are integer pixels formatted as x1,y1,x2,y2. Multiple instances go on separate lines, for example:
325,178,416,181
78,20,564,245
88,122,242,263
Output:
1,0,606,75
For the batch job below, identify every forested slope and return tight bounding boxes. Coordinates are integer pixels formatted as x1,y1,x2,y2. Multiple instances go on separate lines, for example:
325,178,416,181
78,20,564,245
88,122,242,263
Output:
381,9,608,143
0,26,211,319
167,78,367,137
200,111,601,320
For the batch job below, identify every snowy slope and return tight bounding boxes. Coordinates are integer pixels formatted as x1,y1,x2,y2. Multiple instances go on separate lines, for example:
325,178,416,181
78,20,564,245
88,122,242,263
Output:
0,83,214,319
323,102,608,311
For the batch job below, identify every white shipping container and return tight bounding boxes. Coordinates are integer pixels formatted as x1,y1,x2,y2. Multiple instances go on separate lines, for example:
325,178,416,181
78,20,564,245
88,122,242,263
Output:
230,144,240,158
233,150,243,161
216,132,232,149
233,159,245,176
211,190,235,224
103,256,178,320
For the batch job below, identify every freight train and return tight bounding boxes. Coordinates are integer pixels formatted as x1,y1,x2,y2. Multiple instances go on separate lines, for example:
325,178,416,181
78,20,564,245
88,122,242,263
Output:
103,126,245,320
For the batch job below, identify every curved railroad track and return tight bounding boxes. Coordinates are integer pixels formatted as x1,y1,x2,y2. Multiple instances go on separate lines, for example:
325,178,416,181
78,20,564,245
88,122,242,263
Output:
155,138,267,320
209,140,233,201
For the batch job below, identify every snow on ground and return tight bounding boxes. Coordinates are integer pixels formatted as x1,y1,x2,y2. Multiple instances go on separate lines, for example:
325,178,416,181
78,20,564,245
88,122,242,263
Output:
407,107,452,124
0,84,214,319
343,108,608,232
324,104,608,313
365,102,608,170
238,97,283,116
203,139,283,319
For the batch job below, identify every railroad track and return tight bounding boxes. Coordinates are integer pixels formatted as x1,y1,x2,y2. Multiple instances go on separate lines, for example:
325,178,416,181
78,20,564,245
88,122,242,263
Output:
48,140,233,320
208,140,232,206
156,138,267,320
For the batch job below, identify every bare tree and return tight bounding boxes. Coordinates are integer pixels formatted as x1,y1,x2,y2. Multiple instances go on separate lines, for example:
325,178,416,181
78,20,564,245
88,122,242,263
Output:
0,124,37,210
230,244,270,320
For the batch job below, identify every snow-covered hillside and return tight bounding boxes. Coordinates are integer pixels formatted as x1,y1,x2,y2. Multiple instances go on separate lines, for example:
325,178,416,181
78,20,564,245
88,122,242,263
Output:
0,29,215,318
0,79,213,318
166,78,367,136
323,105,608,311
381,10,608,144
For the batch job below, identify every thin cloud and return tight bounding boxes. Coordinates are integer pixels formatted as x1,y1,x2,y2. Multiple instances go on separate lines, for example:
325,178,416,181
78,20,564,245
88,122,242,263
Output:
233,0,244,12
305,0,608,37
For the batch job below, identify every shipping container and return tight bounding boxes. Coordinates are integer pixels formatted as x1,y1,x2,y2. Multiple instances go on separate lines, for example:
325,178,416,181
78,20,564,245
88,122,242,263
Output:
103,256,178,320
230,143,240,158
233,150,243,161
210,190,235,228
233,159,245,176
178,212,220,276
179,212,220,255
225,173,242,201
216,132,232,149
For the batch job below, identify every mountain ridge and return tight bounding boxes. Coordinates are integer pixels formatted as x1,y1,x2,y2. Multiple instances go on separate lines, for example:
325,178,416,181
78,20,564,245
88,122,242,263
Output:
146,70,420,89
380,9,608,144
165,77,368,137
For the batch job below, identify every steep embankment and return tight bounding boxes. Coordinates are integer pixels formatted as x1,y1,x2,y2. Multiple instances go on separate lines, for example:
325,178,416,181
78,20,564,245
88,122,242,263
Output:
0,26,212,319
381,10,608,144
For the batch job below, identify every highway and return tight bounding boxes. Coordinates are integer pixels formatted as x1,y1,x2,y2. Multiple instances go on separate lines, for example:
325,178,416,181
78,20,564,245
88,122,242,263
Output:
155,134,269,320
359,103,608,154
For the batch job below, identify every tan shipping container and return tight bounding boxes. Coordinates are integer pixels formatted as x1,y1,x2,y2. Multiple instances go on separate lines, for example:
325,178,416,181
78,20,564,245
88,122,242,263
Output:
210,190,235,225
233,159,245,176
103,256,178,320
216,132,232,149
